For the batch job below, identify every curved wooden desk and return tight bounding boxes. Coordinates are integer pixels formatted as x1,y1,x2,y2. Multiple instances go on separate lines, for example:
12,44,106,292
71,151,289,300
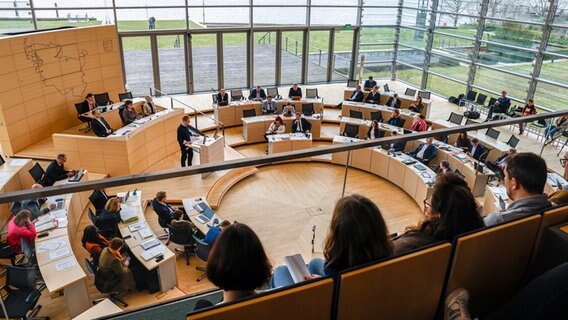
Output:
343,88,431,116
53,108,184,177
242,114,322,143
0,159,34,227
341,101,418,130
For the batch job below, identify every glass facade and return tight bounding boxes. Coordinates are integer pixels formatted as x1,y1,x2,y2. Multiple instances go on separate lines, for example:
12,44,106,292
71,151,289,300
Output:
3,0,568,111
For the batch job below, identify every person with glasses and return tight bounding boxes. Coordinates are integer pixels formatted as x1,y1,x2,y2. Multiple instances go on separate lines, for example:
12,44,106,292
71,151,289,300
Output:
548,153,568,205
41,153,76,187
393,173,484,255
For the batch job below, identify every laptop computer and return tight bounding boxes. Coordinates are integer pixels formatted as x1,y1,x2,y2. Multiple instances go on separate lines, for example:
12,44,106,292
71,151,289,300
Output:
194,204,215,224
55,198,65,210
291,96,302,101
68,168,84,182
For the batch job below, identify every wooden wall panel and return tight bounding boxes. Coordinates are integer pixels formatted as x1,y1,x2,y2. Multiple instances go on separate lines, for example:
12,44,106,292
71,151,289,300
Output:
0,25,124,156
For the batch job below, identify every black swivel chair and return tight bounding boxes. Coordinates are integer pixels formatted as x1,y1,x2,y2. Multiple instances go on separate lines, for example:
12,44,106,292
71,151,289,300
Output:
474,93,487,109
94,215,119,239
448,112,464,125
85,259,128,307
94,92,113,106
266,87,281,99
479,147,493,164
464,90,477,104
370,111,383,122
10,201,21,215
0,266,48,320
118,106,127,125
465,118,479,126
167,224,194,266
230,90,244,101
302,103,314,116
305,88,319,99
404,88,417,97
242,109,257,118
418,91,431,100
347,79,359,87
89,190,109,213
349,110,363,119
118,92,133,101
486,127,501,139
74,103,92,133
28,163,45,184
383,83,390,93
19,239,45,291
507,135,520,148
342,124,360,138
192,235,211,282
88,208,97,225
150,201,170,242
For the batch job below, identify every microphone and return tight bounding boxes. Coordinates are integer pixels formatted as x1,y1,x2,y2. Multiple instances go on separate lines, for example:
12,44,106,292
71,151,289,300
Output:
311,225,316,253
211,88,217,92
132,188,138,195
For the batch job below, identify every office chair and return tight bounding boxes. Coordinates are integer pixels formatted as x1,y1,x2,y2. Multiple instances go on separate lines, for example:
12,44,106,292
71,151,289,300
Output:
383,83,390,92
507,135,520,148
474,93,487,108
418,91,431,100
486,127,501,139
74,103,92,133
192,235,211,282
347,79,359,87
230,89,244,101
302,103,314,116
89,189,109,213
85,259,128,307
399,118,407,128
211,94,218,105
28,163,45,184
0,266,48,320
94,215,119,239
349,110,363,119
404,88,417,97
0,234,17,274
266,87,281,99
118,106,127,125
447,112,464,125
465,118,479,126
118,92,133,101
167,224,195,266
94,92,113,106
305,88,318,99
88,208,97,225
242,109,256,118
370,111,383,122
20,239,45,291
342,124,359,138
10,201,21,215
479,147,493,164
150,200,170,242
465,90,477,103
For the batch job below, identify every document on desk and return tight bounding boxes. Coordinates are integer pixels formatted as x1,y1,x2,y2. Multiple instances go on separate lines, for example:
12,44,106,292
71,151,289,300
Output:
55,258,76,272
37,239,65,252
51,209,67,219
141,244,165,261
128,221,146,232
120,207,139,223
49,247,71,260
56,217,68,228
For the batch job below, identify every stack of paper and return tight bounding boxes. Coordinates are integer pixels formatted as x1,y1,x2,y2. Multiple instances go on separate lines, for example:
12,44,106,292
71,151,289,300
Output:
121,207,139,223
49,247,70,260
284,254,310,284
141,245,165,261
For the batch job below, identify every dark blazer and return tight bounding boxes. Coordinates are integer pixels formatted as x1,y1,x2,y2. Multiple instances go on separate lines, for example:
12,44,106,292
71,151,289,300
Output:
389,141,406,152
366,126,382,139
91,117,112,137
177,124,193,148
348,90,364,102
216,93,229,105
408,103,424,113
470,144,487,161
42,160,69,187
288,87,302,98
151,198,175,223
81,99,97,112
386,97,402,109
249,89,267,100
366,92,381,104
409,143,437,163
292,118,312,133
21,199,50,220
363,79,377,89
387,117,404,128
122,108,138,125
455,137,472,151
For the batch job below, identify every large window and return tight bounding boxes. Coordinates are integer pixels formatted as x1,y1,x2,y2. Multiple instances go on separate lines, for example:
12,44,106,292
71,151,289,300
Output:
307,30,329,83
223,32,248,89
158,34,187,94
253,31,276,86
191,34,218,92
122,36,153,97
281,31,304,85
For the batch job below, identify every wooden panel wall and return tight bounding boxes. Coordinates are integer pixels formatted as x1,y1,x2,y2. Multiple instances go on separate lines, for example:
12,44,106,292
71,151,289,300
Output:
0,25,124,156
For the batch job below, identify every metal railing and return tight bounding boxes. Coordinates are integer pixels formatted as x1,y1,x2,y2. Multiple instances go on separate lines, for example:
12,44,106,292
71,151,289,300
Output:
148,87,225,144
1,110,567,204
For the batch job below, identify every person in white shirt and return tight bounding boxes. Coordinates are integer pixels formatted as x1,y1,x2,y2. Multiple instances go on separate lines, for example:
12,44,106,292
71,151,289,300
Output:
282,103,296,116
262,96,277,114
143,95,156,116
90,109,113,137
265,116,286,140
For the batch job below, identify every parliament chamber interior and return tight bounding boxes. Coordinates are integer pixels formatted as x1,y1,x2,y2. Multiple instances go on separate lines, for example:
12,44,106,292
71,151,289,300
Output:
1,1,568,319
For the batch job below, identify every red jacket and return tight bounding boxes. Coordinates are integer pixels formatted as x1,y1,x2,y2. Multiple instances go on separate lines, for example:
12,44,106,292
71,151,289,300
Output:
7,219,36,253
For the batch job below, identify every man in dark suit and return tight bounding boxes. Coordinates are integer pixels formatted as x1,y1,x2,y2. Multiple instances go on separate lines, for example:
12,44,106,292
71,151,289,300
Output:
21,184,56,220
363,76,377,90
90,109,113,137
42,154,76,187
151,191,178,224
365,86,381,104
216,88,229,106
348,85,365,102
177,115,202,167
408,137,437,164
288,83,302,98
384,131,406,152
81,93,98,112
486,148,516,179
386,93,402,109
467,138,487,161
292,113,312,133
262,96,278,114
249,85,267,101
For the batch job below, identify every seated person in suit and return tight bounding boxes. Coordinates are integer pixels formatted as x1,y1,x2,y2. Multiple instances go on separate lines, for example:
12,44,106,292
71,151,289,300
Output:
82,93,98,111
249,85,267,101
142,95,157,116
383,131,406,152
41,153,76,187
386,93,402,109
387,109,404,127
99,238,137,292
151,191,180,225
122,100,139,125
348,85,364,102
485,90,511,121
292,113,311,133
170,210,196,232
20,184,56,221
365,86,381,104
96,198,122,237
265,116,286,140
411,114,428,132
216,88,229,106
408,137,437,164
194,223,271,309
393,173,483,254
262,96,277,114
408,96,424,113
288,83,302,98
367,120,381,139
363,76,377,90
7,210,36,253
454,132,472,151
282,102,296,116
466,138,486,161
203,220,231,245
485,148,516,179
91,109,114,137
81,225,110,266
434,160,452,175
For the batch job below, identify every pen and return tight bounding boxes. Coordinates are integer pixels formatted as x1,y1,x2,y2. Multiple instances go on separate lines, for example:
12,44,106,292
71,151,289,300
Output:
133,235,137,240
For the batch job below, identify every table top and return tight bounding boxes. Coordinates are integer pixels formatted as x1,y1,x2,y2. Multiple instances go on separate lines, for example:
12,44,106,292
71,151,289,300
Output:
267,133,312,142
81,98,145,118
182,197,222,236
73,298,122,320
111,108,178,137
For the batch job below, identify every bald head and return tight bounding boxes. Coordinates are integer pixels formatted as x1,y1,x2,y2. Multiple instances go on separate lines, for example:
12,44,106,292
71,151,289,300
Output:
31,183,43,190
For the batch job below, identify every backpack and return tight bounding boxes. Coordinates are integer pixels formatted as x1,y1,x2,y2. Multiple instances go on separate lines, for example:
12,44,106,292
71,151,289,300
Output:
464,110,480,119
